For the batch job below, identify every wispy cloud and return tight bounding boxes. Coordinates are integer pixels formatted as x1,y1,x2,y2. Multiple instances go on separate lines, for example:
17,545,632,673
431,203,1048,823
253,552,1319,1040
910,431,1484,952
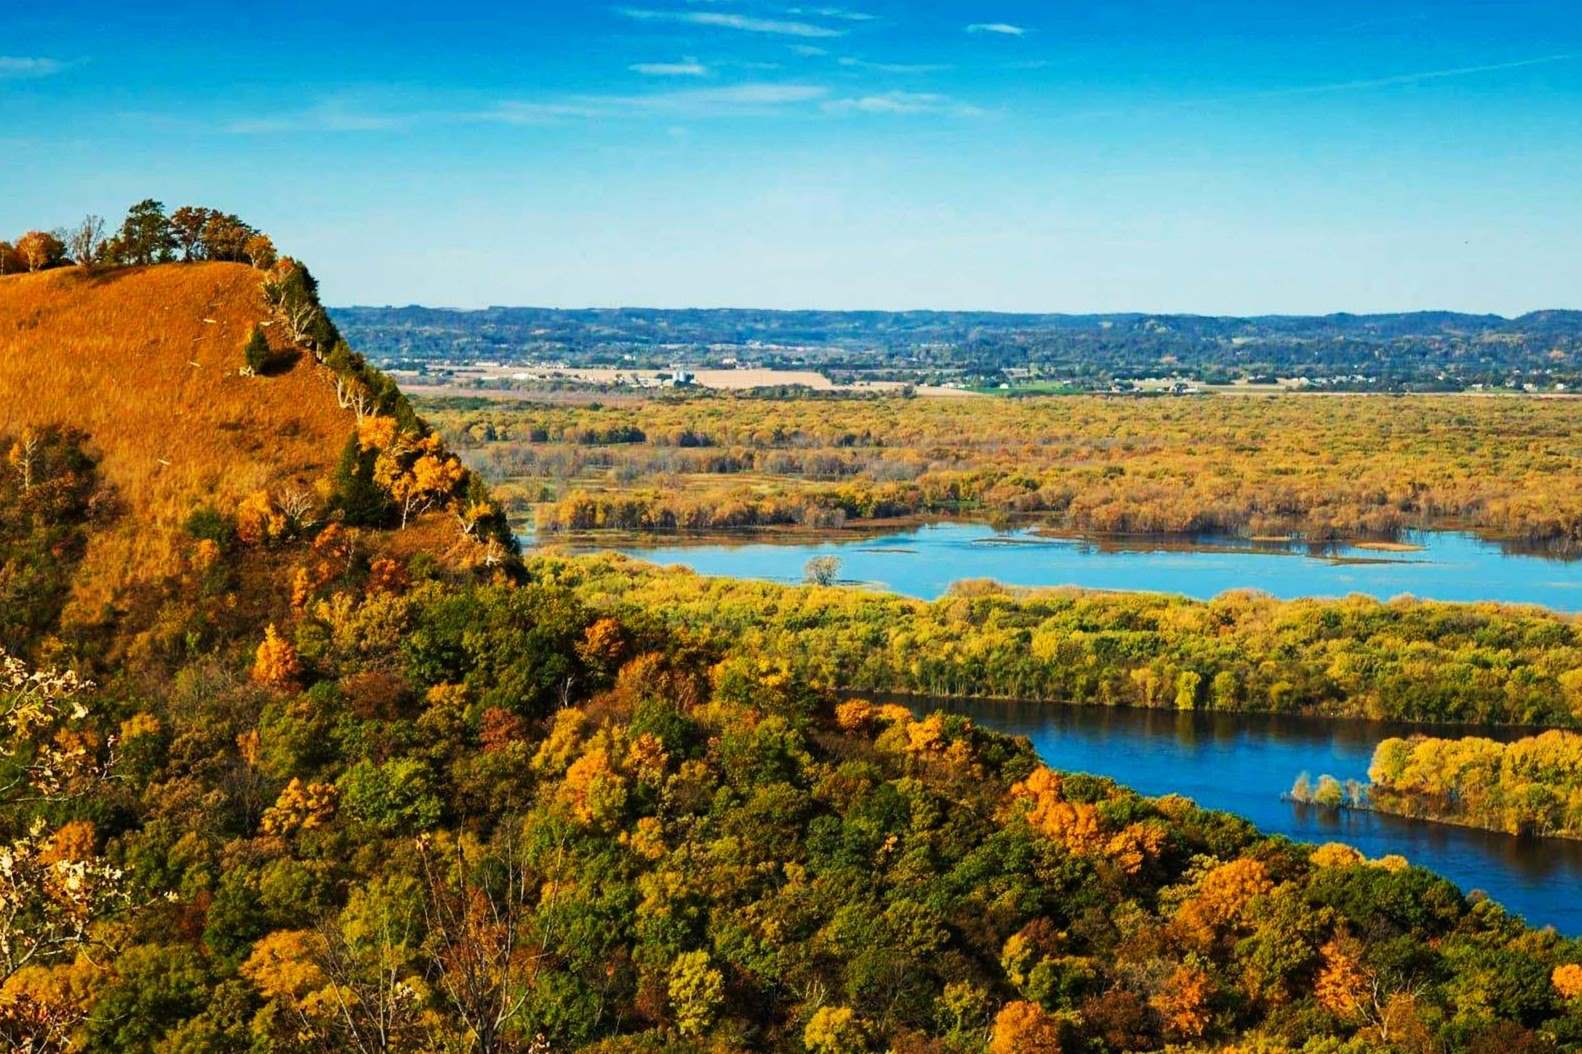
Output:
483,83,831,123
631,57,710,76
469,101,608,123
1056,53,1581,124
787,6,875,21
837,57,951,74
618,7,844,38
220,79,844,134
0,56,70,79
1336,12,1431,34
1257,52,1577,97
966,23,1027,37
790,45,830,57
824,90,983,116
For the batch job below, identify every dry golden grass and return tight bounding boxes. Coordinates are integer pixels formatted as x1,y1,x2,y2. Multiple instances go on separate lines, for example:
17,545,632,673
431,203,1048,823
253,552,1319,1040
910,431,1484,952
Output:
0,263,356,613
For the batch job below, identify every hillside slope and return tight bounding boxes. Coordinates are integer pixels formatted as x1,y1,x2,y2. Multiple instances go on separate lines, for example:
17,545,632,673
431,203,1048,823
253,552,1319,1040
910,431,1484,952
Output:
0,264,353,612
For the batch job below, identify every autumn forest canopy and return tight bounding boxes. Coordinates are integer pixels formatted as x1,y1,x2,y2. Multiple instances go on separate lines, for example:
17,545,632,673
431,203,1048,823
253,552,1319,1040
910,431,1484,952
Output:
427,393,1582,549
7,216,1582,1053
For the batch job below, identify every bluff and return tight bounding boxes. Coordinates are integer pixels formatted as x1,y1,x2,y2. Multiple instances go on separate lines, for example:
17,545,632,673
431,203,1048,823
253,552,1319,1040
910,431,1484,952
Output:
0,260,509,658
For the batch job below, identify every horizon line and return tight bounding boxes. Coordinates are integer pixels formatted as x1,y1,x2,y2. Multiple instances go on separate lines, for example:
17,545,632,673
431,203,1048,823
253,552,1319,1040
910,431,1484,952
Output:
328,302,1581,322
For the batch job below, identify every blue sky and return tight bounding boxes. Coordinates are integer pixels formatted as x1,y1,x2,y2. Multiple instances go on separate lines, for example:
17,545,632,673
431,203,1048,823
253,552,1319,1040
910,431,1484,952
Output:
3,1,1580,313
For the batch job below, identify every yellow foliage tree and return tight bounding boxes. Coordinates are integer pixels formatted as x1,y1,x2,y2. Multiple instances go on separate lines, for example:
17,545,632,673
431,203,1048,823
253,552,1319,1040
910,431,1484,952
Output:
575,617,626,677
240,929,326,1002
1174,858,1273,948
251,624,302,690
375,434,467,529
1553,962,1582,1000
39,820,96,864
356,414,398,452
260,778,339,836
667,950,723,1037
905,712,948,756
803,1005,870,1053
1104,821,1166,876
235,488,288,546
989,1000,1062,1054
1010,767,1104,856
0,956,104,1054
560,746,628,826
1310,842,1364,869
835,699,877,733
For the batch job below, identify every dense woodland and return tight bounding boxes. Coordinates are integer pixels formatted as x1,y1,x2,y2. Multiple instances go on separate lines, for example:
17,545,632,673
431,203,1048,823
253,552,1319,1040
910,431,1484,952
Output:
332,304,1582,390
0,427,98,653
8,246,1582,1051
422,394,1582,548
9,601,1582,1053
523,555,1582,728
1369,731,1582,839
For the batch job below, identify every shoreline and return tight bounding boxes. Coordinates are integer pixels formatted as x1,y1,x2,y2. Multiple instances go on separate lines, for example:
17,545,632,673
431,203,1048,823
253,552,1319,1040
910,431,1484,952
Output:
1365,796,1582,844
875,687,1567,739
523,516,1578,563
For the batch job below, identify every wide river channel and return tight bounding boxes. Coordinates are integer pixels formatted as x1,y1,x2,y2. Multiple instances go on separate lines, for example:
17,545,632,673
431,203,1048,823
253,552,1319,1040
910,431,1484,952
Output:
558,521,1582,609
936,700,1582,934
543,522,1582,931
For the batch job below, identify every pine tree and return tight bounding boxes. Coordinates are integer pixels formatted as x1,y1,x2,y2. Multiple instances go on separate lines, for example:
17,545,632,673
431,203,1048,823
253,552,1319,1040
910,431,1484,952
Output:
244,325,273,375
332,434,394,527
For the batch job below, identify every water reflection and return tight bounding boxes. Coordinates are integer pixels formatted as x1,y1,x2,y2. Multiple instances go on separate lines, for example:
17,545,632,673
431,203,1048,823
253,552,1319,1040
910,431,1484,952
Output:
941,698,1582,934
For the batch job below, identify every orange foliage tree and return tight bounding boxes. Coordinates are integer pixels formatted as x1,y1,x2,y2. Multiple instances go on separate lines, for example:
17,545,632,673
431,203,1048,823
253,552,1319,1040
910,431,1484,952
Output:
251,624,302,690
990,1000,1063,1054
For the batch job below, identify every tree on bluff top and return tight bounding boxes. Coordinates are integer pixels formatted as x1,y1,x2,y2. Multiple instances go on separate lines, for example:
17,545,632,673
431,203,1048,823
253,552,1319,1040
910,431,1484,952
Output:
16,230,65,273
65,215,106,272
168,205,211,262
110,198,173,266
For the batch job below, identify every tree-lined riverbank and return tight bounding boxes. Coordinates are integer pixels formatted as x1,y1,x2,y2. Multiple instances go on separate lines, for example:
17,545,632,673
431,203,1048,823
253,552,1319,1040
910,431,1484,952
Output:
535,551,1582,728
1369,730,1582,839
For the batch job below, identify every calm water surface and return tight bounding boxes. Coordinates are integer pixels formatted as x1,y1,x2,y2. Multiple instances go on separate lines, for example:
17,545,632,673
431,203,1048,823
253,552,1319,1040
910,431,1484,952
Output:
946,699,1582,934
552,522,1582,609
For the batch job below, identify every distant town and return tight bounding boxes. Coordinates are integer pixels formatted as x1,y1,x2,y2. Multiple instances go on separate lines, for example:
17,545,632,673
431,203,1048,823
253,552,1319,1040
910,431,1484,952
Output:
332,304,1582,397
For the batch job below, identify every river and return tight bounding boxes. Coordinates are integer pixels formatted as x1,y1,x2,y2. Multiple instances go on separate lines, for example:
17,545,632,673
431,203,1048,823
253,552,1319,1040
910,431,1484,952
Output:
938,699,1582,934
553,522,1582,609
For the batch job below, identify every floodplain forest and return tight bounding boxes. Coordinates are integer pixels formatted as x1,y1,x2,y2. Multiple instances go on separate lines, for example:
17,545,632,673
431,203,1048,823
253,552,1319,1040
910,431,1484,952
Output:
527,553,1582,728
421,393,1582,548
1369,730,1582,839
